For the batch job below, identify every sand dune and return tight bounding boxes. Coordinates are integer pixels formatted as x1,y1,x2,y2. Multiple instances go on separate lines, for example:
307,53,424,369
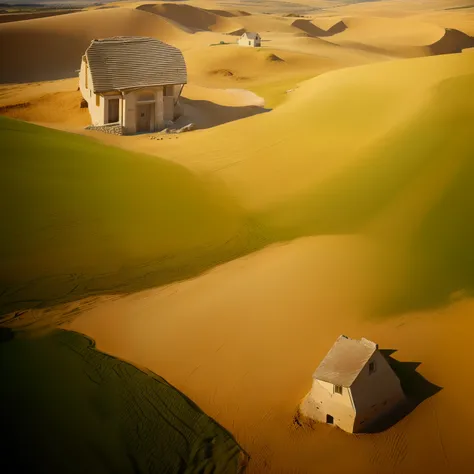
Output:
234,13,298,33
137,3,240,33
0,89,90,129
228,27,247,36
291,18,347,37
428,27,474,54
331,16,445,51
184,44,330,88
0,8,186,84
122,51,474,212
206,9,251,17
0,9,81,24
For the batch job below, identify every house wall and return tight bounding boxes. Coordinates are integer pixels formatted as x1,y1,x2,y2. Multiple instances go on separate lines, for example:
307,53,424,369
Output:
238,36,254,47
238,35,261,47
79,58,104,126
302,379,356,432
350,351,406,432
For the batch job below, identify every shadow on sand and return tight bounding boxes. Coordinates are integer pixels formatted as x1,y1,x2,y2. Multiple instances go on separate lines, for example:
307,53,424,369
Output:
180,97,271,129
291,19,347,37
363,349,442,433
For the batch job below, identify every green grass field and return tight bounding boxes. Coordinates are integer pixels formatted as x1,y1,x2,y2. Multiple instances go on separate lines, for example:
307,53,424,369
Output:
0,329,248,474
0,117,265,316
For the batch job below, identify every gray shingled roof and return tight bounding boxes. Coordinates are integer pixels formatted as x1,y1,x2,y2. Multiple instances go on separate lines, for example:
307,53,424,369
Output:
313,335,378,387
243,32,260,40
85,36,187,93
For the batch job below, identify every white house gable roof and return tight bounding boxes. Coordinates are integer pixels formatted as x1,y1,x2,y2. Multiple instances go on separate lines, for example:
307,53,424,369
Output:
313,335,378,387
243,32,260,40
85,36,187,93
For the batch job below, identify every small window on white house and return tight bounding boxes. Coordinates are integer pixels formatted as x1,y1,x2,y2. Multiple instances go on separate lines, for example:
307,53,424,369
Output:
334,385,343,395
369,361,376,374
249,41,251,45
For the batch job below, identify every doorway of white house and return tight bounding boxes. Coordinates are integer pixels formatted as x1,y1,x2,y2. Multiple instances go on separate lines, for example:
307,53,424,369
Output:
136,103,155,133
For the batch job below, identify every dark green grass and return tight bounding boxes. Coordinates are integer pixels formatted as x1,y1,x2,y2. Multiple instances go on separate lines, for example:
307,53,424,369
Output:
0,329,248,474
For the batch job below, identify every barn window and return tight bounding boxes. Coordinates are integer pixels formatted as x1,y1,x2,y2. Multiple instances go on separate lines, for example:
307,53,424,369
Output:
369,362,376,374
96,94,100,107
249,41,251,45
334,385,343,395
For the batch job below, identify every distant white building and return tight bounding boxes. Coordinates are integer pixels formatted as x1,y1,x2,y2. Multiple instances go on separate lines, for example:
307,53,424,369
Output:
299,335,406,433
79,36,187,135
238,32,261,47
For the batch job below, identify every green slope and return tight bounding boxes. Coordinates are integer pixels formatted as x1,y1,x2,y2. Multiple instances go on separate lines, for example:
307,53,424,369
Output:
0,118,261,316
0,329,248,474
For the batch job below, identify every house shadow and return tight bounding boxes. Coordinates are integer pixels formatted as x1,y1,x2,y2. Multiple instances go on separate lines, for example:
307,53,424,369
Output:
363,349,442,433
179,97,271,129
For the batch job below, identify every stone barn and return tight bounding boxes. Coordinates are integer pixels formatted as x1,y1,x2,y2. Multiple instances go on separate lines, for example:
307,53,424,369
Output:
238,32,261,47
79,36,187,135
299,335,406,433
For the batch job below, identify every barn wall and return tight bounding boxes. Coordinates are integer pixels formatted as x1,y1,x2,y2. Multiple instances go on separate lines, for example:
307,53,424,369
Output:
302,379,356,432
238,37,255,47
351,351,406,432
79,59,104,126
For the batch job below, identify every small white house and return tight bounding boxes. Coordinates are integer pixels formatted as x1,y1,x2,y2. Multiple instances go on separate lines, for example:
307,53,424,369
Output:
238,32,261,47
299,335,406,433
79,36,187,135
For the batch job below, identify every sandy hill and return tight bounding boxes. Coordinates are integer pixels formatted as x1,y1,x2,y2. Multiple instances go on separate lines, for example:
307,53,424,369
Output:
326,16,446,54
134,51,473,210
0,9,81,23
0,7,189,83
136,3,241,33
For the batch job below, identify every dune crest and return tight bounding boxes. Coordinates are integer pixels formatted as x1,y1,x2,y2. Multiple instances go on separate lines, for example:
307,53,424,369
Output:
291,18,348,37
428,27,474,55
136,3,239,33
